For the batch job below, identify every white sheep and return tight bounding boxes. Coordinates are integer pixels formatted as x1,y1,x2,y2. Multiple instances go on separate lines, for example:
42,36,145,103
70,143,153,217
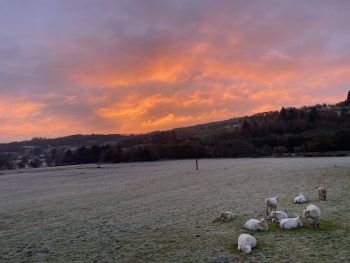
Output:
213,211,236,223
302,204,321,228
294,193,306,204
280,215,303,229
270,211,288,223
265,197,278,215
244,218,268,231
315,186,327,201
237,234,257,254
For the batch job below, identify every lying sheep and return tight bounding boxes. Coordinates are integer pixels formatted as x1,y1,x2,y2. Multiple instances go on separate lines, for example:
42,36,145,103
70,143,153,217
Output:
294,193,306,204
237,234,257,254
265,197,278,216
316,186,327,201
280,215,303,229
270,211,288,223
213,211,236,223
303,204,321,228
244,218,268,231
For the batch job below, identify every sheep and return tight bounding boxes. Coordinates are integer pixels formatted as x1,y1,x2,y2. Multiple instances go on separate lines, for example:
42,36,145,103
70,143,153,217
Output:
265,197,278,216
213,211,236,223
280,215,303,229
316,186,327,201
237,234,257,254
244,218,268,231
294,193,306,204
302,204,321,228
270,211,288,223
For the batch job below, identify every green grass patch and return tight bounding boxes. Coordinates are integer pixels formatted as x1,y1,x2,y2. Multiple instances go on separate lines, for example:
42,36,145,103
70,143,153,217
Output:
226,217,348,262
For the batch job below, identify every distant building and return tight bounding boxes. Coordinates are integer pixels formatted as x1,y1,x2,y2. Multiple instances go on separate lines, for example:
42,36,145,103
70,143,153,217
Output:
320,91,350,116
21,146,36,155
346,91,350,104
333,106,350,117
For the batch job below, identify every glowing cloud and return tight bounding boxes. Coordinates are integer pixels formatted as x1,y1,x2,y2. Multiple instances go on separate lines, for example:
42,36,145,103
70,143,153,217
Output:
0,0,350,141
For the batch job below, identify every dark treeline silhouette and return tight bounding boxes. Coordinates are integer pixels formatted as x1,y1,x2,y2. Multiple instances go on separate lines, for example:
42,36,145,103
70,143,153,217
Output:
0,134,123,153
50,143,197,166
1,94,350,169
0,154,14,170
44,103,350,167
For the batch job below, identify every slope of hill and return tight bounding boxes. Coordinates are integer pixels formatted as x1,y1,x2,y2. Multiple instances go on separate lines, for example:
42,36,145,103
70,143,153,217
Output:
1,93,350,169
0,134,124,153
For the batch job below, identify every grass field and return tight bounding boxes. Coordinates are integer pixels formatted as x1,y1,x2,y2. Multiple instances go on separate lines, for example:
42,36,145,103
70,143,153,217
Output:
1,157,350,262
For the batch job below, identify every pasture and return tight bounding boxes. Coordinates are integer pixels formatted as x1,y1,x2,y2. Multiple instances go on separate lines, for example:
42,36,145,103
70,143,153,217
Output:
1,158,349,262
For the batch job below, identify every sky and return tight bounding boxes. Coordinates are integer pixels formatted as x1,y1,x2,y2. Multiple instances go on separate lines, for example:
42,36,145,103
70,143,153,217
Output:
1,0,350,142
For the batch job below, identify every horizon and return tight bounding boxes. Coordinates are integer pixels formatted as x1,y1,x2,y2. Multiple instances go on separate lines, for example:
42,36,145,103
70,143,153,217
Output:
1,1,350,142
0,96,346,144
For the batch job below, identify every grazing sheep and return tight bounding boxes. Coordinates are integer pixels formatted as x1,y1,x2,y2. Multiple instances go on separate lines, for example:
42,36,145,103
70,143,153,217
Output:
213,211,236,223
280,215,303,229
265,197,278,216
244,218,268,231
316,186,327,201
237,234,257,254
270,211,288,223
294,193,306,204
302,204,321,228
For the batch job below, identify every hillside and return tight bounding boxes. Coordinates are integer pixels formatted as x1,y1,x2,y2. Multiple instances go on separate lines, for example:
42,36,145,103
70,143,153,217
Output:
0,134,124,153
1,93,350,169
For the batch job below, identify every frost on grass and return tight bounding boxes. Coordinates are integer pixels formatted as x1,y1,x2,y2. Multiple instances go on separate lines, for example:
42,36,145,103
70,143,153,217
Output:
0,158,349,262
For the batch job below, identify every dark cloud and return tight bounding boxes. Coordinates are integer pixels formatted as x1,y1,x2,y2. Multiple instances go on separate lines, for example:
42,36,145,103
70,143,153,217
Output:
0,0,350,140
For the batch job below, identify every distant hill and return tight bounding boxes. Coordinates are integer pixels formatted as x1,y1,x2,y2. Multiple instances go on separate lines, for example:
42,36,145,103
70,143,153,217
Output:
0,134,124,153
1,91,350,169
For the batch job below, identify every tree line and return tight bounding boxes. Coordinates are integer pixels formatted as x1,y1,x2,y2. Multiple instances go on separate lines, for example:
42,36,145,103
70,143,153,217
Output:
1,102,350,169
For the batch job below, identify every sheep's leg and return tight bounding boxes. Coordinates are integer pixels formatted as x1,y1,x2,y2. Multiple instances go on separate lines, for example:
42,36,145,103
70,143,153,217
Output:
310,219,320,229
309,219,314,228
266,206,271,216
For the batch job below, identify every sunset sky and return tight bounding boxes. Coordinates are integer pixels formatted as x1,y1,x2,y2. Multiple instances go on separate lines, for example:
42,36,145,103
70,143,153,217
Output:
1,0,350,142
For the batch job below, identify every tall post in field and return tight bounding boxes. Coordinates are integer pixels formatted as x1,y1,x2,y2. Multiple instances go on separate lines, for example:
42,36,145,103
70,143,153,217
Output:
195,144,198,170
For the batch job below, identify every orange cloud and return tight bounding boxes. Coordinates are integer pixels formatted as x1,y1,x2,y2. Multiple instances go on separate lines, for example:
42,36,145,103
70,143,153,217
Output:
0,99,45,120
1,1,350,141
94,91,234,134
0,95,101,142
